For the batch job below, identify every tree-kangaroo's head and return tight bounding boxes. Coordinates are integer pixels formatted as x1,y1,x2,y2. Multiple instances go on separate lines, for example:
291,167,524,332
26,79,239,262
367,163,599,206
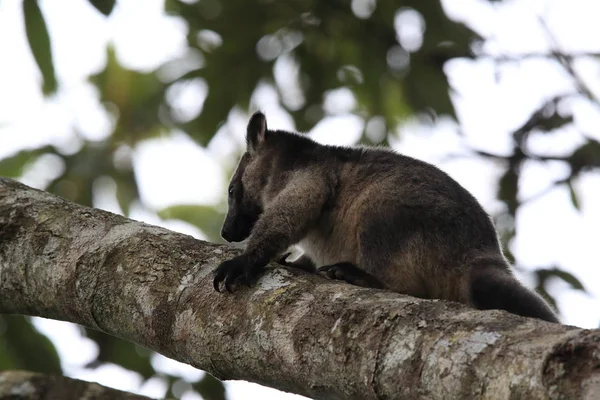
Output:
221,111,271,243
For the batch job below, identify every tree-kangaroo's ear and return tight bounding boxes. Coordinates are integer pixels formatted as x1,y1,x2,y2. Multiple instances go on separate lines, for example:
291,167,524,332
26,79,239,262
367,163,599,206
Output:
246,111,267,154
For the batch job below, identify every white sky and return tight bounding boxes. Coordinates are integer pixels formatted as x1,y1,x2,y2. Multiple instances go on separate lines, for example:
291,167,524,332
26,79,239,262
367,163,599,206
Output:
1,0,600,399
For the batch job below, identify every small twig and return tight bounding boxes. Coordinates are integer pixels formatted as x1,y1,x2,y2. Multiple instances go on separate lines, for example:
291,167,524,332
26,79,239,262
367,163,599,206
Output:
538,18,600,109
442,148,568,164
482,51,600,64
521,176,572,204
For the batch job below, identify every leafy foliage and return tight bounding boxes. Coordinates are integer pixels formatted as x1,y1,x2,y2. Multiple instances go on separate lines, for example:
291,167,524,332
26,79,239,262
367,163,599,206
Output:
0,316,61,374
158,204,226,243
88,0,116,16
22,0,57,95
164,0,476,140
535,267,587,309
2,0,599,399
0,146,55,178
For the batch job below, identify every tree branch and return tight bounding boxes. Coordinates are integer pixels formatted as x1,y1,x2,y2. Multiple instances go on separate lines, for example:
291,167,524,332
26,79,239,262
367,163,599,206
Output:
0,370,151,399
0,177,598,399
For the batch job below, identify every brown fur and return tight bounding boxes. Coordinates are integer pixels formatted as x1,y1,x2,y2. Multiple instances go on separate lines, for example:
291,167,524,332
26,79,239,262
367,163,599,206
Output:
214,112,559,323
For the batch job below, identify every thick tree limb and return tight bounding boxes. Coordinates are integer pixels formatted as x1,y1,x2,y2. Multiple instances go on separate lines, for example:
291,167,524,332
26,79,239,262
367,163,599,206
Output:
0,370,151,399
0,177,598,400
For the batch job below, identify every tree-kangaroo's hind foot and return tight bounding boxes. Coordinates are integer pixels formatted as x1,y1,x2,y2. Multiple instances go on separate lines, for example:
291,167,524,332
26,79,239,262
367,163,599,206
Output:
318,262,385,289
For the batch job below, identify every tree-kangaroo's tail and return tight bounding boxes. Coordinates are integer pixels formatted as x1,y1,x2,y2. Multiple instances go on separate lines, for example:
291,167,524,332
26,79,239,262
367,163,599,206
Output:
470,265,559,323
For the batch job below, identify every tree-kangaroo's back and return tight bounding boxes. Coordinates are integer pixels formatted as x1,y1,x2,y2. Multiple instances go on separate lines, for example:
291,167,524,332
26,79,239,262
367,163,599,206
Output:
213,111,559,323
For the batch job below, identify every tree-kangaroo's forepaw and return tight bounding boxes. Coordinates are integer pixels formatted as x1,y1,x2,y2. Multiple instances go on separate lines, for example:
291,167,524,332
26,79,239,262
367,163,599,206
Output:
213,255,264,293
317,262,385,289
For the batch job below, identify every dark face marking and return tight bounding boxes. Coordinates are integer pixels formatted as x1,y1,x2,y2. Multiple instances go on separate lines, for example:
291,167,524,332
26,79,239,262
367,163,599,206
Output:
220,153,263,242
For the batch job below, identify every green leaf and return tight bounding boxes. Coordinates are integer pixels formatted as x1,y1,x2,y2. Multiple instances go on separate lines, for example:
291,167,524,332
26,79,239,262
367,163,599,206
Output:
83,328,155,380
90,46,166,143
569,139,600,172
113,173,139,217
536,267,586,292
536,114,573,132
498,168,519,216
22,0,57,95
193,373,226,400
554,269,585,291
46,143,109,207
158,205,225,243
0,146,54,178
567,180,580,211
88,0,116,16
0,316,62,374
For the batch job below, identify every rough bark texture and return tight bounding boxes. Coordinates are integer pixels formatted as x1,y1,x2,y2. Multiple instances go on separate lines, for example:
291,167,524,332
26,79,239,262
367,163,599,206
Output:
0,177,598,400
0,370,151,399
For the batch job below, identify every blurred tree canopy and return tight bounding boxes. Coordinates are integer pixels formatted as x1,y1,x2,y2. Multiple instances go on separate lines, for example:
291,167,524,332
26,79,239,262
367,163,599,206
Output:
1,0,599,398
